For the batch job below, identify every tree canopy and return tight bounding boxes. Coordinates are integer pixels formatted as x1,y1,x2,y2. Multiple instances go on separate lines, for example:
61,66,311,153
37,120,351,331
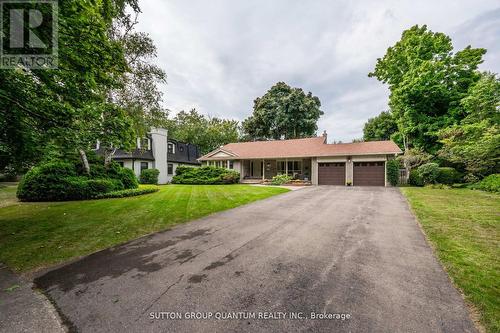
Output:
167,109,239,155
369,25,486,153
242,82,323,140
363,111,398,141
0,0,166,175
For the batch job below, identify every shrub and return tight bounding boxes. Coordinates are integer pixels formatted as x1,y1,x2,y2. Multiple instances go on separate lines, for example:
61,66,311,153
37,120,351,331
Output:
436,167,462,185
117,167,138,189
86,179,123,193
140,168,160,184
417,163,440,184
221,170,240,184
172,166,239,185
93,186,159,199
17,160,136,201
386,159,400,186
270,174,292,185
408,169,424,186
17,162,77,201
472,174,500,193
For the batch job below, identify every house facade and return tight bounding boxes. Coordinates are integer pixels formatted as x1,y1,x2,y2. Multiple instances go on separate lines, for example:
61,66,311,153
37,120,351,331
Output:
198,133,402,186
96,128,201,184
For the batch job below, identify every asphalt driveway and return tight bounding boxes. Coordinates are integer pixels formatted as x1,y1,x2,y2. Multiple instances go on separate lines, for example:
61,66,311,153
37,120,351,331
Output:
36,186,476,332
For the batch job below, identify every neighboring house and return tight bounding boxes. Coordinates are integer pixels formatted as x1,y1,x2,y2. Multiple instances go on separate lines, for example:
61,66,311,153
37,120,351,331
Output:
198,132,402,186
96,128,201,184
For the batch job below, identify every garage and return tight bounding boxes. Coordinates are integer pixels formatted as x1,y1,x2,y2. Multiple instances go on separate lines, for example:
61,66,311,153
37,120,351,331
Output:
353,161,385,186
318,162,345,185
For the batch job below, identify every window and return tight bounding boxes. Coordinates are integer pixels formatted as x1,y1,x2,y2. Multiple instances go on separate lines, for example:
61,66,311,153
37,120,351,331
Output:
117,161,124,167
167,143,174,154
277,160,301,176
229,160,234,169
179,146,184,152
167,163,173,175
140,138,150,150
140,162,148,171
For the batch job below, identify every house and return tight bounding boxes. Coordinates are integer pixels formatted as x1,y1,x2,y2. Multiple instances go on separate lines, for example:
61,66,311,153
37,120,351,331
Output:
198,132,402,186
96,128,201,184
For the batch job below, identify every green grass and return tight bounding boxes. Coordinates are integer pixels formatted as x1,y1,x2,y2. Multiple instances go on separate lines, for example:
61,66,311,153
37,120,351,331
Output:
401,187,500,332
0,184,288,272
0,184,18,208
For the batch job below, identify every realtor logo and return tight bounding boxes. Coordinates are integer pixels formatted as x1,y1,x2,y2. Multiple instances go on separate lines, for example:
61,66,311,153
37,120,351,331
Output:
0,0,58,69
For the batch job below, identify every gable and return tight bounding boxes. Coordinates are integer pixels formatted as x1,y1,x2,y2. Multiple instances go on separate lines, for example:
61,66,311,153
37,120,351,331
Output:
211,151,233,158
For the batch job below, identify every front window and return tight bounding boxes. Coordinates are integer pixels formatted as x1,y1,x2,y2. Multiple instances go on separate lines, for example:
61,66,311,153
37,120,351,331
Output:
140,162,148,171
117,161,124,167
229,160,234,169
167,163,173,175
167,143,174,154
277,160,302,176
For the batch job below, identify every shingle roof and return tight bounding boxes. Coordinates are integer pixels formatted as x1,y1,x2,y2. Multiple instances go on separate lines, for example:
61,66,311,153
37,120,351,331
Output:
97,148,155,161
199,137,402,160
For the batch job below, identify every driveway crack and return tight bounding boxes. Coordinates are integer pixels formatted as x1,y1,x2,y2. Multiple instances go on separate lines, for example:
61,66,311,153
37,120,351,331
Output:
140,274,184,316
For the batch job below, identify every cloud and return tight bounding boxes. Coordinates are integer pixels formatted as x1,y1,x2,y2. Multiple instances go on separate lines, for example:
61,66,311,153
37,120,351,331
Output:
136,0,500,142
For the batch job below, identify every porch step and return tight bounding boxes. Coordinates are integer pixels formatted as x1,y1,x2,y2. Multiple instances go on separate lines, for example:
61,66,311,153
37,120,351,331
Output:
240,179,263,184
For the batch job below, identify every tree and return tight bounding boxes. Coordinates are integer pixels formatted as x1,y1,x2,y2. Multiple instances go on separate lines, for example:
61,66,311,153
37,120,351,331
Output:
438,72,500,179
363,111,398,141
0,0,134,174
167,109,239,155
369,25,486,153
111,12,169,136
242,82,323,140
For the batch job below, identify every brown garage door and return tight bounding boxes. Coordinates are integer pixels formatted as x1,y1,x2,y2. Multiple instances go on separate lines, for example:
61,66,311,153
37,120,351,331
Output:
353,161,385,186
318,162,345,185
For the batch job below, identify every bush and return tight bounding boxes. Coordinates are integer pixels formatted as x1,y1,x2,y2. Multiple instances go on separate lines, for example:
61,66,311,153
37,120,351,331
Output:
140,168,160,184
471,174,500,193
17,162,77,201
417,163,440,184
117,167,138,189
270,174,292,185
436,167,463,185
17,159,137,201
172,166,240,185
386,159,400,186
408,169,424,186
93,186,159,199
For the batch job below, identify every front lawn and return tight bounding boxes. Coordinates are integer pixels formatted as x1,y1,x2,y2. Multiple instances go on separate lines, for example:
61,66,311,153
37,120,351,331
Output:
0,184,288,272
401,187,499,332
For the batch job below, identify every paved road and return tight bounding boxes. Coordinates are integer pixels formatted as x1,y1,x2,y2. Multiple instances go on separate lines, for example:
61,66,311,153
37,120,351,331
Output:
36,187,476,333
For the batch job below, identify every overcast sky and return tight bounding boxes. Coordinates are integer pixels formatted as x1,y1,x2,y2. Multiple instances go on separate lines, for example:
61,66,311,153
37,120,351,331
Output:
136,0,500,142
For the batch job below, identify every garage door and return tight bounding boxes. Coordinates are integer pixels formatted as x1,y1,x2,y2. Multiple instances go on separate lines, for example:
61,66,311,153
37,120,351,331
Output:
318,162,345,185
353,162,385,186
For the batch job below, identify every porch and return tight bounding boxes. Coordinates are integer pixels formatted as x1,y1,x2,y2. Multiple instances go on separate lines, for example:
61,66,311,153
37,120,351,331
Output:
241,158,312,181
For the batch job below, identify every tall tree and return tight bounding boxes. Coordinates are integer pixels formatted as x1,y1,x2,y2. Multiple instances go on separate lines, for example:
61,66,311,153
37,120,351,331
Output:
0,0,130,174
242,82,323,140
369,25,486,153
438,72,500,179
167,109,239,155
363,111,398,141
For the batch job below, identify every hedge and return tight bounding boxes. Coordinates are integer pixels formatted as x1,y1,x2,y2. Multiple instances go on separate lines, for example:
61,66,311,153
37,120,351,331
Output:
172,166,239,184
17,159,138,201
140,168,160,184
386,159,400,186
93,186,159,199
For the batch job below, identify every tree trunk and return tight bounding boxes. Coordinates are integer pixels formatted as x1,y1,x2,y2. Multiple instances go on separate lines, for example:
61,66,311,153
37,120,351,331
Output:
103,147,117,167
79,149,90,174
